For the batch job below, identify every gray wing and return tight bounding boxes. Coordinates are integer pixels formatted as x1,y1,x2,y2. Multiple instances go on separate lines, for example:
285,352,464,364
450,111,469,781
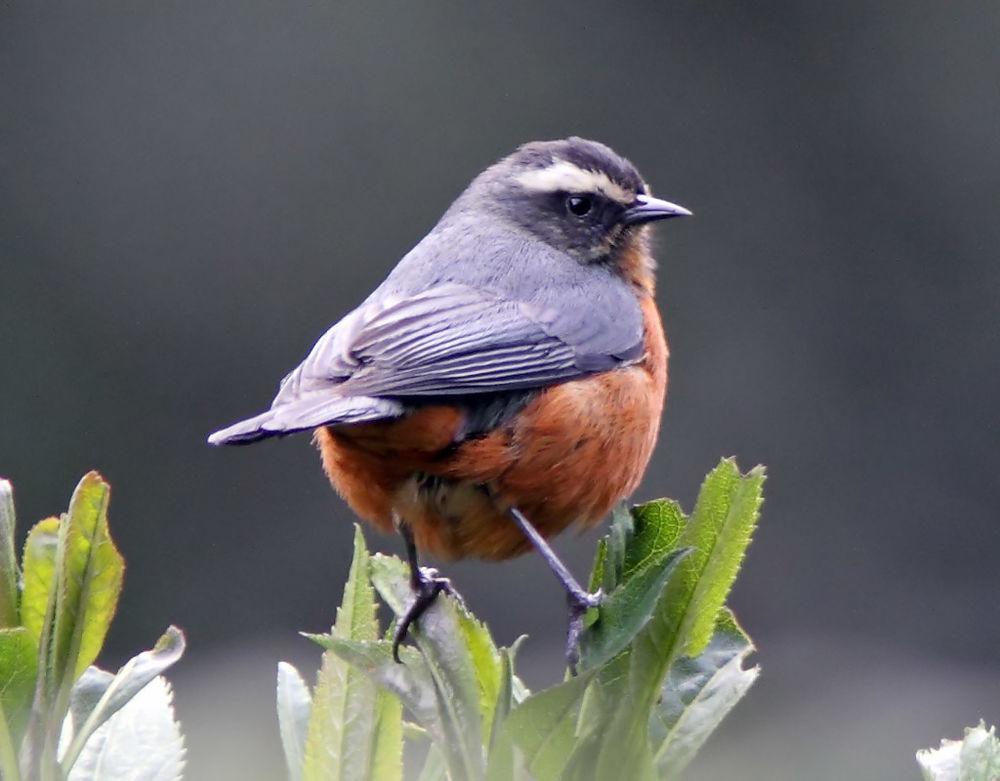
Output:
208,282,643,445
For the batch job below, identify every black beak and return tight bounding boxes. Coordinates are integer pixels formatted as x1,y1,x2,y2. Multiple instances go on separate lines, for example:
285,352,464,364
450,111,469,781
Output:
621,194,693,226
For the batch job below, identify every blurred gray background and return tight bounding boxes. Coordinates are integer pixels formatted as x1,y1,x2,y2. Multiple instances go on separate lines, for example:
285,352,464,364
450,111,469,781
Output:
2,2,998,779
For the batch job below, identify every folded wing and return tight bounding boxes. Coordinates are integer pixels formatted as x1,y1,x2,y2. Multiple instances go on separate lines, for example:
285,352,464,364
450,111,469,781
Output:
209,283,642,445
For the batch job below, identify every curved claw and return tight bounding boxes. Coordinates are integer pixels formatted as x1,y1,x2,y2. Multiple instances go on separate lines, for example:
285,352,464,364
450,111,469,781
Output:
392,568,456,663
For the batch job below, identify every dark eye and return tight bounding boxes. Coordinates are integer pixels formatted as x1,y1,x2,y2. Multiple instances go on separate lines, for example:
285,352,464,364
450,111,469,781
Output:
566,195,592,216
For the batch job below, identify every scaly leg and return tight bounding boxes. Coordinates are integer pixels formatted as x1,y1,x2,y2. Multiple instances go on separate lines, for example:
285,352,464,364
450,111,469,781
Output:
508,507,603,673
392,517,457,663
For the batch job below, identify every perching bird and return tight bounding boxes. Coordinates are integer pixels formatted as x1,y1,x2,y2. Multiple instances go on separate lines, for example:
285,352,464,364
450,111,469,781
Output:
209,137,690,667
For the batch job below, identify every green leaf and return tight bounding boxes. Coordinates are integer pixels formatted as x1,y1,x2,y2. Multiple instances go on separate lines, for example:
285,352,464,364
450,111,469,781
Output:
630,460,764,708
561,714,657,781
624,499,686,583
557,671,657,781
20,517,60,654
456,604,502,743
416,745,448,781
601,504,631,593
484,637,530,781
320,637,444,743
498,672,593,781
370,553,485,781
332,526,381,645
21,486,123,781
917,721,1000,781
302,525,384,781
490,636,526,751
673,462,764,657
560,460,764,781
650,608,759,778
277,662,311,781
597,500,686,594
958,725,1000,781
2,475,187,781
587,537,608,595
59,626,186,774
0,627,37,741
53,472,125,689
20,515,60,763
0,700,18,781
577,546,691,674
0,480,19,628
65,676,185,781
27,473,127,777
370,688,403,781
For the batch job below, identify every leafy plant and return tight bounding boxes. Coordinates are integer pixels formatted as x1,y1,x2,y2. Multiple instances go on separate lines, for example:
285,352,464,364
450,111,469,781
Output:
917,721,1000,781
0,472,186,781
279,458,764,780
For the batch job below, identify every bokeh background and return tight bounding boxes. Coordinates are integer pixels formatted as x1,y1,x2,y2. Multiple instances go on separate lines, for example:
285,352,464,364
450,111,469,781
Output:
3,2,999,778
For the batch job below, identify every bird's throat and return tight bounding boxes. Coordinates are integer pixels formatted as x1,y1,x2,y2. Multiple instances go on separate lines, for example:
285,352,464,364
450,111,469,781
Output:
615,232,657,295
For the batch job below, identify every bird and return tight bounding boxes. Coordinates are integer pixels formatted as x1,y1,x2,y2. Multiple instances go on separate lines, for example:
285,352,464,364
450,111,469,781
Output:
209,137,690,668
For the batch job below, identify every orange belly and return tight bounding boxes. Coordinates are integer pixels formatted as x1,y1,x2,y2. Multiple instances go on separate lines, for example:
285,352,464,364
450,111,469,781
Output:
315,295,668,560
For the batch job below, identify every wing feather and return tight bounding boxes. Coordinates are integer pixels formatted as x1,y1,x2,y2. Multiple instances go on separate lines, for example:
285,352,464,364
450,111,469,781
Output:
280,284,589,401
209,281,643,444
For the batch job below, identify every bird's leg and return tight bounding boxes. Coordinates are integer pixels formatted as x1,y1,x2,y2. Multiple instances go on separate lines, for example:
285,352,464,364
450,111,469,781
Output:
508,507,603,673
392,516,457,663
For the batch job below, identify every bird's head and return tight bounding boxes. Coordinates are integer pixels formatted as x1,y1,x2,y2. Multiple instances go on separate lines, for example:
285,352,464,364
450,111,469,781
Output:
456,137,690,288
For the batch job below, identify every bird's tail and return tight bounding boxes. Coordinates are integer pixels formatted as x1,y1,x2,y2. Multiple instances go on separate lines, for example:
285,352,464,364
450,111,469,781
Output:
207,395,404,446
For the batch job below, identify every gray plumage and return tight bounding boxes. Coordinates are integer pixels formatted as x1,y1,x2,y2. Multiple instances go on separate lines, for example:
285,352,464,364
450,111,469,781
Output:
208,138,649,446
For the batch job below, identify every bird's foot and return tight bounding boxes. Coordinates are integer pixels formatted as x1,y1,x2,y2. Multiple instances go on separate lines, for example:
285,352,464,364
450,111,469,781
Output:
392,567,459,663
565,587,604,675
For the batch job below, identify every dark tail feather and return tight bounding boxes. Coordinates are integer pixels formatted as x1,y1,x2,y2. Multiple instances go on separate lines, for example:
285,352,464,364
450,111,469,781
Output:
207,395,405,446
207,411,289,446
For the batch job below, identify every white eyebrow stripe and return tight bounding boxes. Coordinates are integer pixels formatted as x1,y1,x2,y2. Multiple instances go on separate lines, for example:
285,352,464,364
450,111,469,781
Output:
515,160,633,204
